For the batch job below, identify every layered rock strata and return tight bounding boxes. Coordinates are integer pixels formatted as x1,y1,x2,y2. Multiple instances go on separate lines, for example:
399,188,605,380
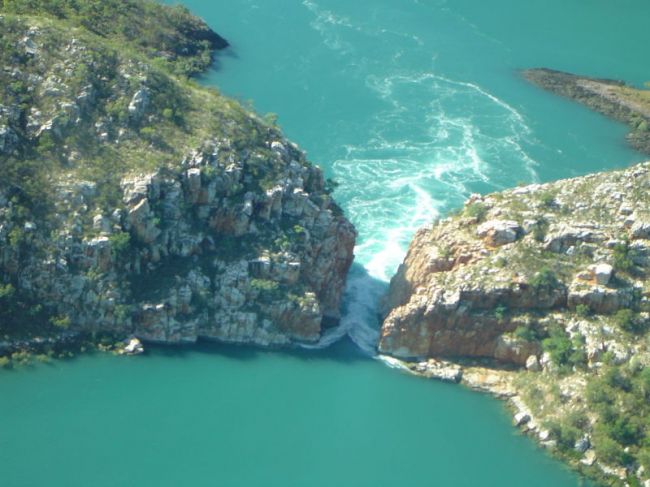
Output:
381,163,650,365
380,162,650,485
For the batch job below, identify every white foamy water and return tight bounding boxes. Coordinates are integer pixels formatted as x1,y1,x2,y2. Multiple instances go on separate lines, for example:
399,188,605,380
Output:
298,0,539,355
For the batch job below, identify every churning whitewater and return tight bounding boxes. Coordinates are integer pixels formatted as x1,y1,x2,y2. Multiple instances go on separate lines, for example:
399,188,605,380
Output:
298,0,539,354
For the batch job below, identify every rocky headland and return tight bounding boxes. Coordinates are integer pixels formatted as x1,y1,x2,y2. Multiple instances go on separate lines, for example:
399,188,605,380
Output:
523,68,650,155
380,162,650,485
0,0,355,354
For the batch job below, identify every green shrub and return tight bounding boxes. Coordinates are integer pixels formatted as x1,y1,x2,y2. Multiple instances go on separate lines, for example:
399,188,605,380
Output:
539,191,555,207
575,303,590,317
109,232,131,258
638,448,650,473
603,366,633,392
612,242,634,273
635,367,650,400
114,304,132,323
250,279,279,293
607,415,643,446
593,434,628,465
586,364,650,472
529,267,560,293
8,227,25,248
586,379,614,405
514,325,538,342
613,309,644,334
531,217,549,242
542,325,583,368
464,202,487,222
546,420,581,452
494,305,507,323
0,283,16,300
50,315,71,329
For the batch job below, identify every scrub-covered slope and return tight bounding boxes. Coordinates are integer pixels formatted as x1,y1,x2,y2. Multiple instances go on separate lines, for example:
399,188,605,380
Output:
381,163,650,485
0,0,356,349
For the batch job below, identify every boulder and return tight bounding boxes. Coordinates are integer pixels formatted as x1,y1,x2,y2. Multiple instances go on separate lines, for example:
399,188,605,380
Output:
514,412,531,426
414,359,463,383
593,263,613,286
631,221,650,240
121,337,144,355
525,355,541,372
544,225,604,253
574,436,590,453
128,88,150,121
477,220,521,246
581,450,596,466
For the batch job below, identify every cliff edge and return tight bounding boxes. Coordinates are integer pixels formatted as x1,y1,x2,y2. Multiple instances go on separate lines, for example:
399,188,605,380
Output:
381,163,650,485
0,1,356,351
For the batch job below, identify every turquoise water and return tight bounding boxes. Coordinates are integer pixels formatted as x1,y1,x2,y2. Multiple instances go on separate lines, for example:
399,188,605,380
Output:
1,344,587,487
3,0,650,485
193,0,646,342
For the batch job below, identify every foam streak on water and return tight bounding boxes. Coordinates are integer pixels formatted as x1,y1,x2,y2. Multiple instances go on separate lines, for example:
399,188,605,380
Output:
299,0,538,353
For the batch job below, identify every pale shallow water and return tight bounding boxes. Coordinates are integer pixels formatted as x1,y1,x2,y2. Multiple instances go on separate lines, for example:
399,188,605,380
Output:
3,0,649,485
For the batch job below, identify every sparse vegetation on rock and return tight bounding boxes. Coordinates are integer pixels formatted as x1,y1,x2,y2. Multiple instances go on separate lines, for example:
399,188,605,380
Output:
380,163,650,485
0,0,356,352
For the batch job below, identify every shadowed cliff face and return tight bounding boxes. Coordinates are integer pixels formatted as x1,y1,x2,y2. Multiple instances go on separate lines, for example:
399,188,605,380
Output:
380,162,650,365
0,5,356,348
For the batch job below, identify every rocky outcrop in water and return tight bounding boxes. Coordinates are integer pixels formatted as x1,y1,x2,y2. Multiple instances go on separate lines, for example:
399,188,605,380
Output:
1,139,355,347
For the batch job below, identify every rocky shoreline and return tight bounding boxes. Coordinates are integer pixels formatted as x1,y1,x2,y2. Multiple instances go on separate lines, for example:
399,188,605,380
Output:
377,68,650,485
523,68,650,154
375,68,650,485
0,2,356,354
2,4,649,486
379,161,650,486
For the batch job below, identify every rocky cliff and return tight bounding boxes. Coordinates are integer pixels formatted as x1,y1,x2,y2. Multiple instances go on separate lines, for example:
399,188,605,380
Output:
381,163,650,485
0,1,356,350
381,164,650,364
